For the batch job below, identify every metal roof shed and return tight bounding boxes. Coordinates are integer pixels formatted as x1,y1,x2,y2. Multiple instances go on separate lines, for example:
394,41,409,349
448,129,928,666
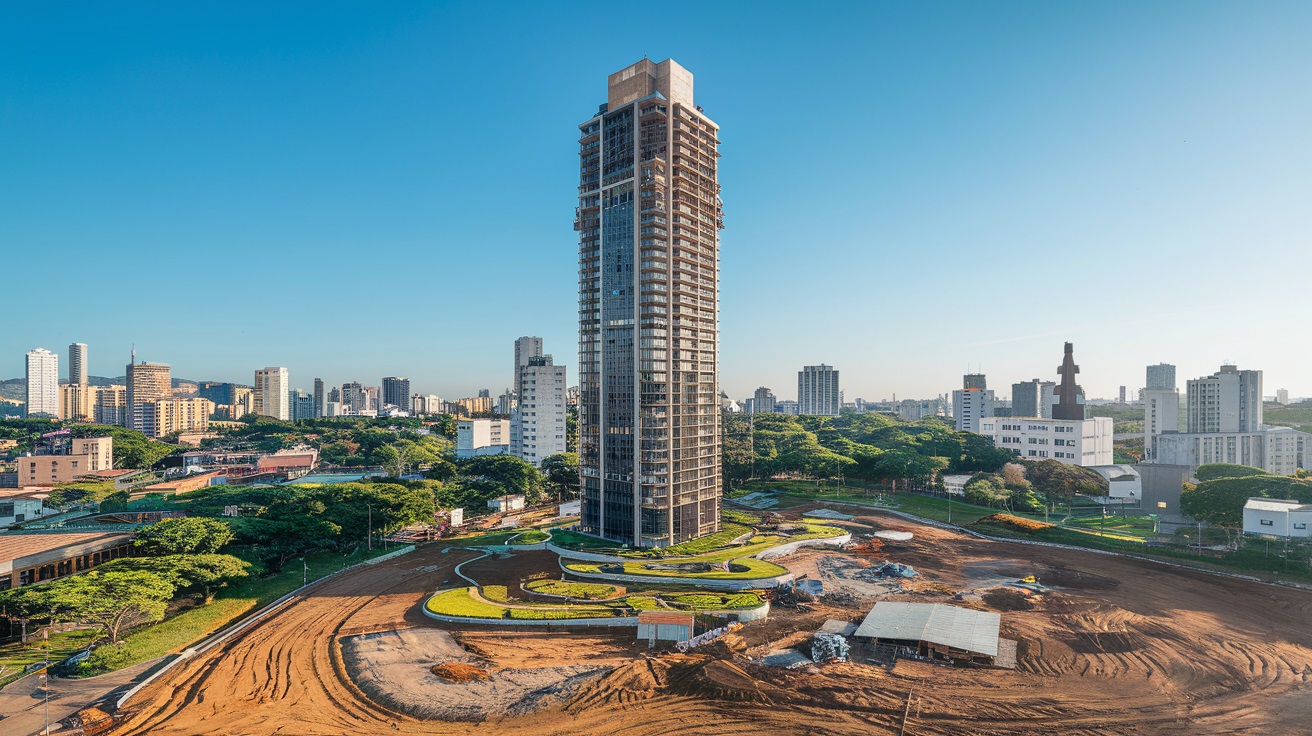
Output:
854,602,1000,658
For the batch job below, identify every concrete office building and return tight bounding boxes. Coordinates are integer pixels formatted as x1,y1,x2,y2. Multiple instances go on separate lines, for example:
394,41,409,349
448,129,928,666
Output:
1187,365,1262,433
1156,427,1310,476
978,417,1114,467
753,387,776,415
1011,379,1054,419
341,382,366,413
456,419,511,459
25,348,59,418
1277,388,1290,406
313,378,326,418
514,336,543,391
253,367,290,420
382,377,410,411
798,365,841,417
953,389,995,434
290,390,315,421
126,353,171,433
577,58,723,547
513,355,568,467
68,342,88,386
1142,388,1180,461
1146,363,1176,391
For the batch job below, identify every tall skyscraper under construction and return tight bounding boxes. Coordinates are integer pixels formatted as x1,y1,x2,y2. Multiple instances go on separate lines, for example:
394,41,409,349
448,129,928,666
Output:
577,58,723,547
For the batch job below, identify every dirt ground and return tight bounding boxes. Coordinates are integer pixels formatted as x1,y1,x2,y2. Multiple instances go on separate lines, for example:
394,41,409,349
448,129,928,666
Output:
101,512,1312,736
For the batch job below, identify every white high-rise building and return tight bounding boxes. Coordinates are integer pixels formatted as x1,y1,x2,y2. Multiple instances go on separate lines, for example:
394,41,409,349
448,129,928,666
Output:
953,388,995,433
68,342,88,386
25,348,59,418
512,355,568,467
1143,388,1180,461
578,58,723,547
513,336,543,392
253,367,290,420
1187,364,1262,433
798,365,841,417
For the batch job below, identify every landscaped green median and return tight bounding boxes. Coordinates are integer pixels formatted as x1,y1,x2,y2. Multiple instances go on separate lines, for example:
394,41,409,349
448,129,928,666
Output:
424,587,622,620
560,520,846,581
524,579,618,599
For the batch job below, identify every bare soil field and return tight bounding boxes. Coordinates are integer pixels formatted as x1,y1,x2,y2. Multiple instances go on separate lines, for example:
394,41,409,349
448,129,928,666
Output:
101,512,1312,736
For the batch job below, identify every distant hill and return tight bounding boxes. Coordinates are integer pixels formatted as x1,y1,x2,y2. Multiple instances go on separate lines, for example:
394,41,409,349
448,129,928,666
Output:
0,375,200,402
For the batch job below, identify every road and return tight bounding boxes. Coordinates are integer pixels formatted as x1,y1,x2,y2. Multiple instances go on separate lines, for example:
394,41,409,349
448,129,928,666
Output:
0,659,158,736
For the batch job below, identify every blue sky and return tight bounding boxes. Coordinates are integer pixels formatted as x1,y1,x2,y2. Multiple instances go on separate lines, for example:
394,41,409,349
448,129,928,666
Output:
3,1,1310,401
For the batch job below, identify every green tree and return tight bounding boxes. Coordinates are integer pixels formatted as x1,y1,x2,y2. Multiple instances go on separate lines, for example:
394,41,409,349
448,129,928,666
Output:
40,570,174,644
99,554,250,601
458,455,545,504
1024,459,1107,499
541,452,580,500
134,517,235,555
1195,463,1271,481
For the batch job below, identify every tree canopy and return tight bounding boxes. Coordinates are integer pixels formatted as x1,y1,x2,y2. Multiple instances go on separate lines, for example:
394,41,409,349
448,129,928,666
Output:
134,517,235,555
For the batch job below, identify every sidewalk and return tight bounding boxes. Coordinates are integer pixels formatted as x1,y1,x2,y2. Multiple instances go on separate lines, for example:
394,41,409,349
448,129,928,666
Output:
0,658,160,735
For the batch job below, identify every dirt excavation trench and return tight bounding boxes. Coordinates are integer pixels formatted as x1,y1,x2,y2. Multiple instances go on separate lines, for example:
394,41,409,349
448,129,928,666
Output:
102,517,1312,736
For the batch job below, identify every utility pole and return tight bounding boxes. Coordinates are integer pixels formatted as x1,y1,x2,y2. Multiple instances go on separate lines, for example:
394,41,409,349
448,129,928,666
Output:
367,503,373,551
302,558,308,587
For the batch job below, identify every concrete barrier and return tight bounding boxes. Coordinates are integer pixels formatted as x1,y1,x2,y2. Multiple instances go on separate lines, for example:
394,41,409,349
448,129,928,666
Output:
113,545,416,710
544,542,634,563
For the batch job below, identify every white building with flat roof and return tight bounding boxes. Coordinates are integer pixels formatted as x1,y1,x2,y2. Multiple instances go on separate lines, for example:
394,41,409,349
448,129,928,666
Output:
457,419,510,459
1142,388,1179,461
1155,427,1310,475
512,355,567,467
978,417,1114,466
1243,498,1312,538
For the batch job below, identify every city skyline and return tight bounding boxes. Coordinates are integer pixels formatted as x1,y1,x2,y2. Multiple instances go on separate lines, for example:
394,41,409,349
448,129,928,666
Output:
4,3,1311,401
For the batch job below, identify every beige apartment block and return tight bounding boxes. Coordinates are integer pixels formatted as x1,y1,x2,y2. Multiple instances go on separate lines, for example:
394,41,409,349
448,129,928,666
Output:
18,436,114,486
59,382,94,421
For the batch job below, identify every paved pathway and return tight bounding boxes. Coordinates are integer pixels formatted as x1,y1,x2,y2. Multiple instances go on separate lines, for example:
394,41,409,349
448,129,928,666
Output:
0,659,160,735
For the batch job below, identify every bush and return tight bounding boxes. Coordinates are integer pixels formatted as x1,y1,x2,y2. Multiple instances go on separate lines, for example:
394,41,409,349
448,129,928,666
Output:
1195,464,1271,481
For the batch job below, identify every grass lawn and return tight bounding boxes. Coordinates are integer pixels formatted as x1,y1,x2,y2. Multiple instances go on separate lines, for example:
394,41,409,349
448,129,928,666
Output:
509,529,550,545
73,547,397,677
524,580,618,599
424,587,621,620
547,529,629,551
0,628,99,689
445,530,520,547
1066,514,1158,539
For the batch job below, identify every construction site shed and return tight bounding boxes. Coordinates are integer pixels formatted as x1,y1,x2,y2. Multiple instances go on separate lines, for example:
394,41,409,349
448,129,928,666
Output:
637,611,694,646
854,602,1001,665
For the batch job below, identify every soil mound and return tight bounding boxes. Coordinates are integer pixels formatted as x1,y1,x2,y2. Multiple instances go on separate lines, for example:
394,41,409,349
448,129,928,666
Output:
430,662,491,682
983,588,1036,611
668,657,787,704
567,657,673,711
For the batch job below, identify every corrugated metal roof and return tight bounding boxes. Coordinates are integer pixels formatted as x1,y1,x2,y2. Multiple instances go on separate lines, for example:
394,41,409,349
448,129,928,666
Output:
0,532,132,565
1246,498,1312,512
854,602,1000,657
637,611,695,626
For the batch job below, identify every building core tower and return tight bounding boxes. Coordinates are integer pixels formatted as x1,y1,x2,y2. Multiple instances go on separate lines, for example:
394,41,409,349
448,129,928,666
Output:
577,58,723,547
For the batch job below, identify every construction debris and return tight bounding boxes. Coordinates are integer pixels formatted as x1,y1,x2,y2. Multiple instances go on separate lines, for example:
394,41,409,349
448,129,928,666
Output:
811,633,850,663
